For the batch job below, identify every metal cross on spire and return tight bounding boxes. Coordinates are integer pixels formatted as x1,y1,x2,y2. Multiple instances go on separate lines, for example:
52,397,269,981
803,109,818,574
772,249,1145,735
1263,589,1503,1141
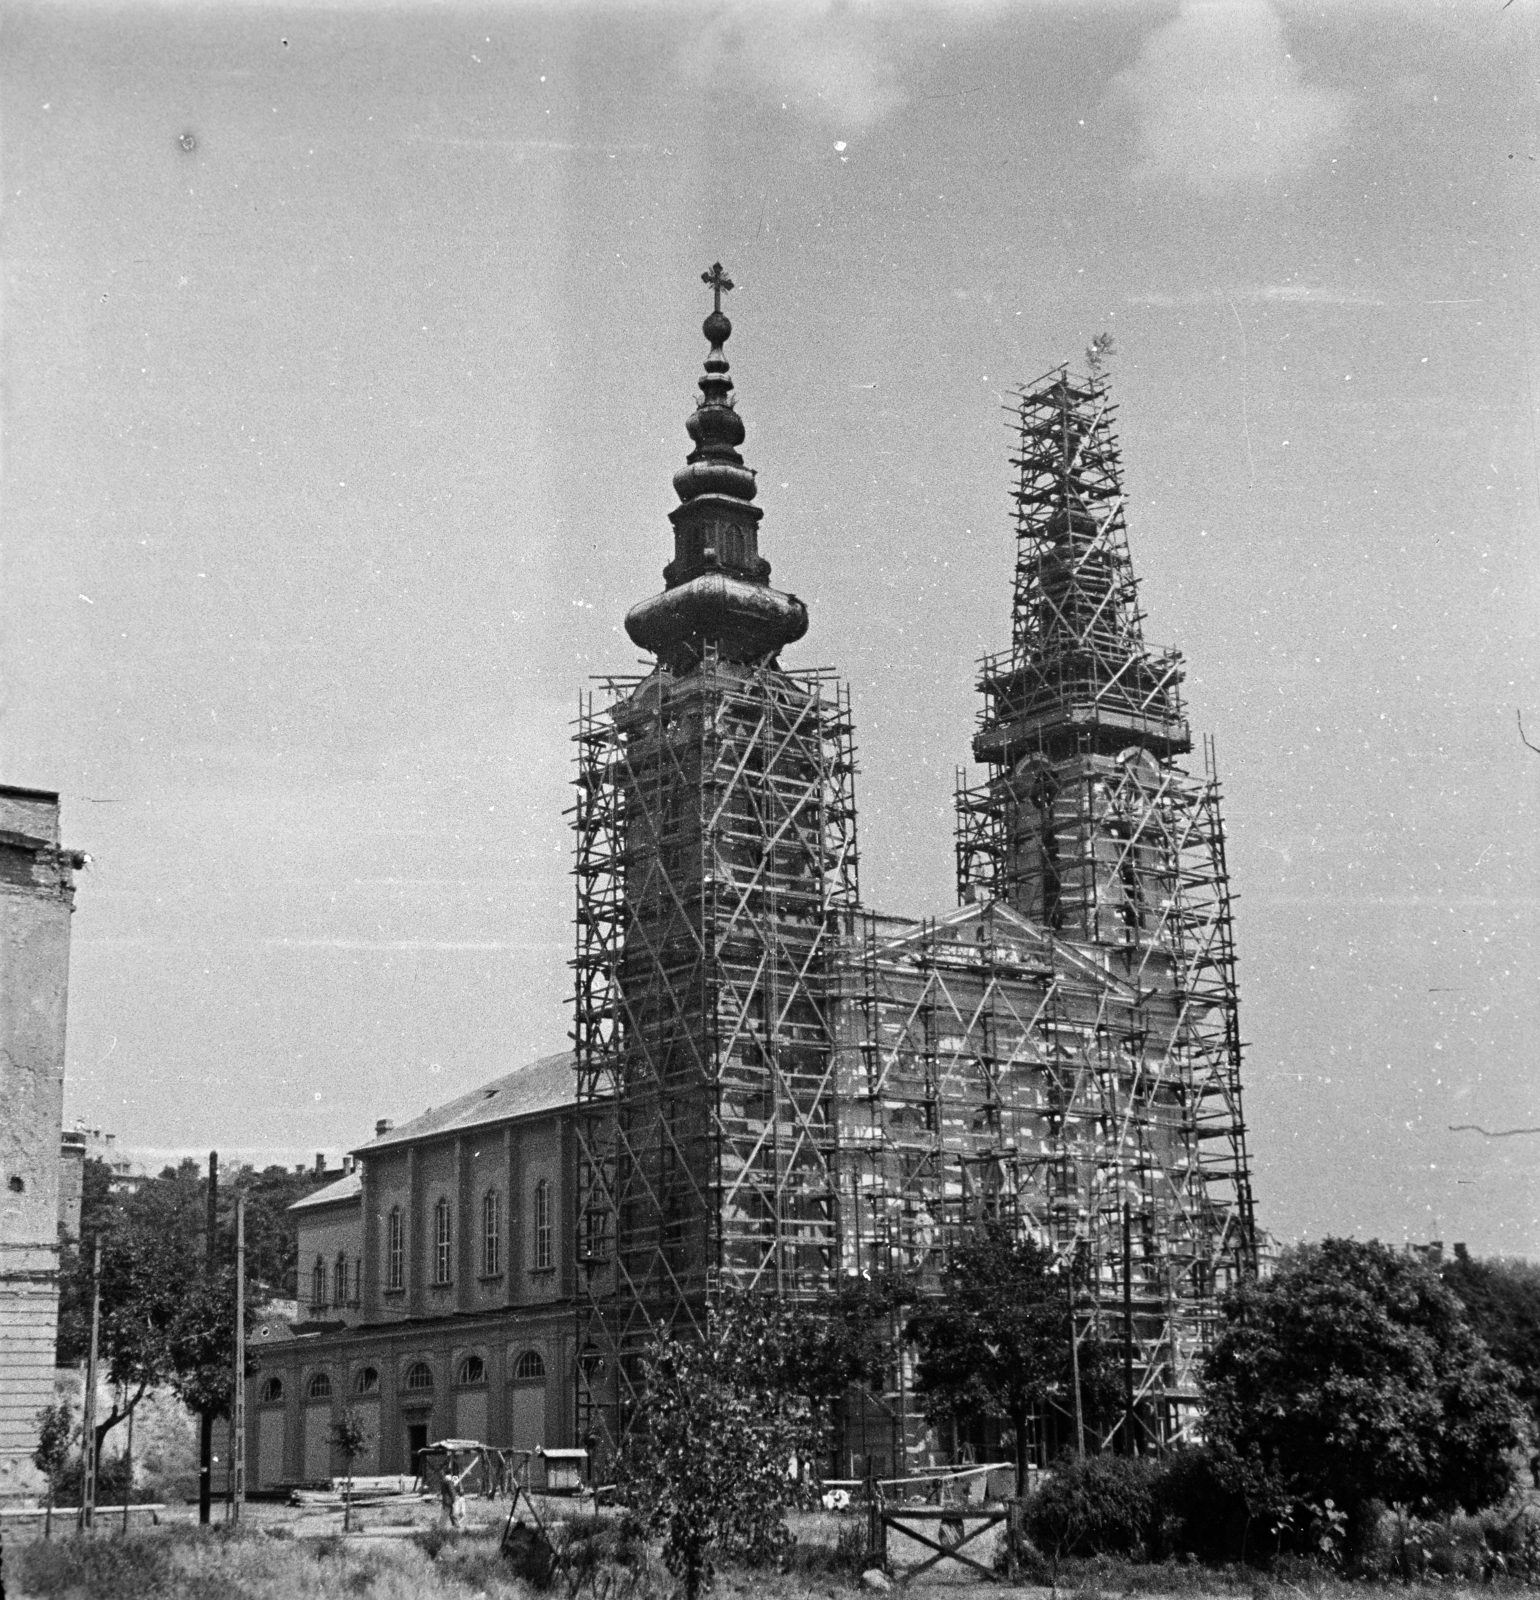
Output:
702,261,734,313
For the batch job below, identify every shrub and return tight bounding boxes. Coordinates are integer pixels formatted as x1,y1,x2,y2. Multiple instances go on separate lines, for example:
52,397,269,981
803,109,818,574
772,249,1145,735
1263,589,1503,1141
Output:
414,1524,454,1560
1148,1447,1253,1562
1024,1453,1158,1560
52,1449,137,1507
501,1519,558,1588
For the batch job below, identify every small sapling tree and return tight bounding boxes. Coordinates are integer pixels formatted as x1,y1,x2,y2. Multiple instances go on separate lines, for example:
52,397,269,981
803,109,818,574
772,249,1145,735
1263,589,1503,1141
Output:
329,1407,371,1531
621,1298,815,1600
32,1401,74,1538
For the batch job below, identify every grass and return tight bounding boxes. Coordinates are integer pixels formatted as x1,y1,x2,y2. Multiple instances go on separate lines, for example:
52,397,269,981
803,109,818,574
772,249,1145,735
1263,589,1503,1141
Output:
12,1523,528,1600
14,1510,1540,1600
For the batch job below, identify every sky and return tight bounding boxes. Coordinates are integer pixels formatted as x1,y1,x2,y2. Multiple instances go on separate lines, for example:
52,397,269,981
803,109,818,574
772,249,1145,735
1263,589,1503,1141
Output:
5,0,1540,1254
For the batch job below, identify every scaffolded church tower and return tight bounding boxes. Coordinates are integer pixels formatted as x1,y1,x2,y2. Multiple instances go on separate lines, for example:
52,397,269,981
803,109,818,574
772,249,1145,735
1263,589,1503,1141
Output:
574,307,1257,1465
828,368,1256,1469
936,366,1257,1444
573,269,859,1450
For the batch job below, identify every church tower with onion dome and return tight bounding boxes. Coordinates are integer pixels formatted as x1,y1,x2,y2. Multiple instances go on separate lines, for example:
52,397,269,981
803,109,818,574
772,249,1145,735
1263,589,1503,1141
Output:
572,267,859,1448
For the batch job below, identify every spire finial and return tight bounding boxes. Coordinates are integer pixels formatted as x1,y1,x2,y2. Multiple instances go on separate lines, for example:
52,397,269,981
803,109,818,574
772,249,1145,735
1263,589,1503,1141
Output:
702,261,734,314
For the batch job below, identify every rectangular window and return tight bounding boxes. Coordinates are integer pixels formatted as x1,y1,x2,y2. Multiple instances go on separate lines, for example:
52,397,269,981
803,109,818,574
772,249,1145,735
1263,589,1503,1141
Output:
333,1255,347,1307
387,1208,404,1292
434,1198,453,1285
483,1190,501,1277
534,1179,552,1271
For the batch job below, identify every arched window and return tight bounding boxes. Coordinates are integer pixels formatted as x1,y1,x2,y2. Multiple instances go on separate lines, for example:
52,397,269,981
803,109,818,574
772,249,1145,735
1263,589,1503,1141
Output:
513,1349,545,1381
403,1361,434,1392
259,1376,284,1404
534,1179,552,1270
333,1252,347,1307
307,1372,332,1401
354,1366,379,1394
457,1354,486,1385
387,1206,404,1292
434,1197,452,1285
311,1255,326,1311
482,1189,501,1278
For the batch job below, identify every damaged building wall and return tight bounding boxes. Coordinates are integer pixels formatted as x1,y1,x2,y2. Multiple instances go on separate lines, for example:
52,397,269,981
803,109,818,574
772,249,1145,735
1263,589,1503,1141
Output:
0,785,80,1499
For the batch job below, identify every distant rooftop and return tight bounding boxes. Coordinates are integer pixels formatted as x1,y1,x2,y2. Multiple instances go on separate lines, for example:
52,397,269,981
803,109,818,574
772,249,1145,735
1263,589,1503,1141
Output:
289,1169,362,1213
352,1050,574,1156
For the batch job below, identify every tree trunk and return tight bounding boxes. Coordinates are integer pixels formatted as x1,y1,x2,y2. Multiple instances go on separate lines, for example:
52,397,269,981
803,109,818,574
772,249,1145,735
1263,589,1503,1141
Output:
1011,1405,1031,1496
198,1411,213,1525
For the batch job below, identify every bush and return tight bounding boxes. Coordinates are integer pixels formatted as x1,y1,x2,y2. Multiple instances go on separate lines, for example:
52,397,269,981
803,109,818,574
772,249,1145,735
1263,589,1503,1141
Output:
1148,1447,1253,1562
501,1520,557,1588
52,1450,137,1507
1024,1454,1158,1559
555,1513,667,1597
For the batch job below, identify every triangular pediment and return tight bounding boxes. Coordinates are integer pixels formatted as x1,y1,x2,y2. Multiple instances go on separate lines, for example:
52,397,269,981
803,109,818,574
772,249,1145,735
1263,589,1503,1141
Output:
864,898,1141,1002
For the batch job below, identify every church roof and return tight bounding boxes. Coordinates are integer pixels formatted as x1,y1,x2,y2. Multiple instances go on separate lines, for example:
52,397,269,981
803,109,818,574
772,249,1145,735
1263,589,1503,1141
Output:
351,1050,574,1156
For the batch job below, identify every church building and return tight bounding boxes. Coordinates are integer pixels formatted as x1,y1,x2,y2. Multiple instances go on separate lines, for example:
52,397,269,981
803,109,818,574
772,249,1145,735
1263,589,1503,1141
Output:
248,270,1256,1485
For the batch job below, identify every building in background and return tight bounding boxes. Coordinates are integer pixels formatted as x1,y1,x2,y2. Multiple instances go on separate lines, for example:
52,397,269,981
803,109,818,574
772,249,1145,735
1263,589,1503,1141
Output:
0,786,82,1499
245,1052,575,1487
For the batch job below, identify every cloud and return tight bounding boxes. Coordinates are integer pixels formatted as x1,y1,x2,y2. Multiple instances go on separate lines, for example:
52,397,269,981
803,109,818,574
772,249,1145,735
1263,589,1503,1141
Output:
677,2,917,130
1114,0,1349,193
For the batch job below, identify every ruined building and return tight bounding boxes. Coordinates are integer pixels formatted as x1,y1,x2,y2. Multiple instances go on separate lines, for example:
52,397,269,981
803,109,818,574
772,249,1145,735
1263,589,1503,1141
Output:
250,274,1255,1484
0,787,81,1498
575,278,1257,1470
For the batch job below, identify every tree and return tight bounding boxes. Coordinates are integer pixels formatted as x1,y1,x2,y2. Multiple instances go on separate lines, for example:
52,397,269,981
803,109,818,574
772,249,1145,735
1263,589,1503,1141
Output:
53,1159,261,1466
1204,1238,1524,1556
330,1408,372,1532
732,1278,906,1478
620,1298,815,1600
1440,1248,1540,1430
907,1226,1119,1482
33,1401,74,1536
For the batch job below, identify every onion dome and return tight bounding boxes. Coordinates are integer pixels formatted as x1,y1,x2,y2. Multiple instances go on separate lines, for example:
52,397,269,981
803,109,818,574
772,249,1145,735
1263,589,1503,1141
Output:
625,264,808,670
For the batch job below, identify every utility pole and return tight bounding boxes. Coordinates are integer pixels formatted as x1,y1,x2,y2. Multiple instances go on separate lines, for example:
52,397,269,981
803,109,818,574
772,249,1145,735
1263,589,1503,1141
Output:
231,1195,246,1524
1068,1302,1086,1458
198,1150,218,1525
1122,1201,1136,1456
81,1234,101,1530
